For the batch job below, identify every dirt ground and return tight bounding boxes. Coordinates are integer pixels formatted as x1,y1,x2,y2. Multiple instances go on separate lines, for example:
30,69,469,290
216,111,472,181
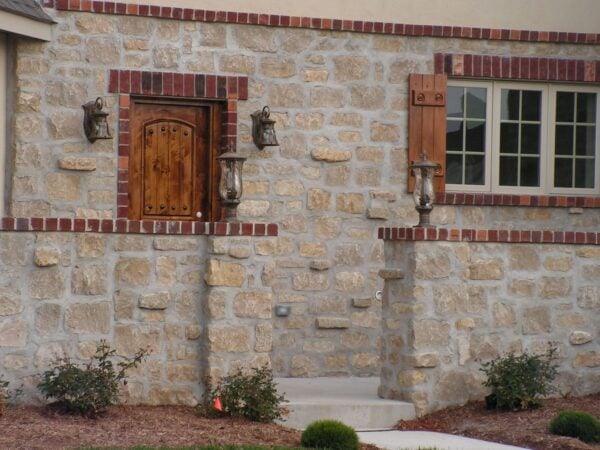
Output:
0,394,598,449
0,404,377,449
397,392,600,450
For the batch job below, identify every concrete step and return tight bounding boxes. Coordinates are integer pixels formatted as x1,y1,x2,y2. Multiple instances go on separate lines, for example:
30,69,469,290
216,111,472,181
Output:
275,377,416,431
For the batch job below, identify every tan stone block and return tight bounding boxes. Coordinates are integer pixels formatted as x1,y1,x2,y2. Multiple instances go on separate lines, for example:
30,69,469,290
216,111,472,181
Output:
238,199,270,217
340,331,370,349
397,370,427,387
316,317,350,329
58,157,97,171
115,258,151,286
509,247,540,271
0,320,26,347
147,386,196,406
456,318,476,330
325,165,350,186
260,57,296,78
433,284,485,314
156,256,177,285
355,167,381,186
182,270,202,285
300,242,327,258
167,364,200,383
233,26,277,52
311,296,346,314
525,208,552,220
30,267,65,299
325,355,347,369
311,147,351,162
435,371,483,404
255,237,294,256
310,86,345,108
412,353,439,368
72,265,107,295
335,271,365,293
543,256,572,272
85,36,119,65
352,298,373,308
34,246,60,267
234,291,272,319
115,325,160,356
301,69,328,82
412,320,450,349
154,237,198,251
352,353,379,370
573,351,600,368
540,276,571,299
65,302,110,334
493,303,516,327
76,235,105,258
509,279,535,297
295,112,324,130
303,340,335,353
292,272,329,291
333,56,369,81
336,193,365,214
139,292,170,310
576,247,600,258
204,260,245,287
114,291,135,321
350,86,385,110
305,189,331,211
254,323,273,352
583,265,600,281
16,90,41,112
522,307,551,334
370,121,399,142
205,290,226,319
291,355,319,377
219,54,256,74
198,23,226,46
309,259,330,271
275,180,304,196
35,342,66,368
76,15,115,33
415,249,451,279
315,217,342,238
46,173,80,201
46,80,88,108
351,311,380,328
0,291,22,316
570,331,593,345
268,83,305,107
208,326,251,352
229,246,251,259
339,131,362,143
34,303,60,336
555,313,587,327
577,286,600,309
114,236,148,252
331,113,362,127
372,35,405,52
3,354,26,371
469,259,504,280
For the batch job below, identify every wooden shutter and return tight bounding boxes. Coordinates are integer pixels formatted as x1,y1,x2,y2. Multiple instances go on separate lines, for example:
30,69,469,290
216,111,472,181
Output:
408,74,447,193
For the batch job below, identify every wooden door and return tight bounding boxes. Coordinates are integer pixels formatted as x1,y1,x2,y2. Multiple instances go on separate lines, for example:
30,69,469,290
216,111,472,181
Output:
129,99,221,221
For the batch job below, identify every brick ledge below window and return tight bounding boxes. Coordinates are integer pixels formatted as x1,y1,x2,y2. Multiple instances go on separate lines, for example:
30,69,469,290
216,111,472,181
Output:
437,192,600,208
379,227,599,245
0,218,278,236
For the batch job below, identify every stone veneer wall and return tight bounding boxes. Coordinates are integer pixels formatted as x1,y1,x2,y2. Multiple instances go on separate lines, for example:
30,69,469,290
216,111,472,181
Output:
379,230,600,416
7,4,600,378
0,225,275,404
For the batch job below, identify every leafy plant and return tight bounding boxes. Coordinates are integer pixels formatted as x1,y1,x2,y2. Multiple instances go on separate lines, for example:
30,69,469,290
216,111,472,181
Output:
205,366,286,422
38,340,148,417
0,374,23,416
549,410,600,443
300,419,359,450
480,345,559,410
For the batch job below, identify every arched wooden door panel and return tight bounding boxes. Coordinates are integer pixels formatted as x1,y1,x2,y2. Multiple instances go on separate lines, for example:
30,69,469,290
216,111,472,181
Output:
129,99,221,221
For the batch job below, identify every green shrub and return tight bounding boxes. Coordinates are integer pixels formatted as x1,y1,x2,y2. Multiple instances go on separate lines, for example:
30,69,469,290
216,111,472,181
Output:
38,340,148,417
0,374,23,416
480,345,558,410
206,366,286,422
300,419,359,450
549,410,600,443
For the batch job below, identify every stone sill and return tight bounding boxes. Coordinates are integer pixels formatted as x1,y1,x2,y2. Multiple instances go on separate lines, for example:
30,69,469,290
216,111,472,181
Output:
378,227,599,245
437,192,600,208
0,217,278,236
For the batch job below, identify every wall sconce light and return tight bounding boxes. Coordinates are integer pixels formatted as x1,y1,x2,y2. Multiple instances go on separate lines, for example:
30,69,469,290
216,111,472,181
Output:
409,152,440,228
82,97,112,143
217,150,247,222
251,106,279,150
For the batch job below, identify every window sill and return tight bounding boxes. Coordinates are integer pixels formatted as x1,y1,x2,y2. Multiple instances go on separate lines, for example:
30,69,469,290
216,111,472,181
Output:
437,192,600,208
378,227,599,245
0,217,278,236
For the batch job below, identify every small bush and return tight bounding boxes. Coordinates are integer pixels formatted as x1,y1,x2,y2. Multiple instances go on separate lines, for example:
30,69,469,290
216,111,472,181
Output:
37,340,148,417
0,374,23,416
206,366,286,422
480,345,558,410
550,410,600,443
300,419,359,450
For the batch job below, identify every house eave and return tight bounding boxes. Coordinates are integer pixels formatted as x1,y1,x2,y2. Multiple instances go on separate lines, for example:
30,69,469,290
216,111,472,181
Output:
0,10,53,41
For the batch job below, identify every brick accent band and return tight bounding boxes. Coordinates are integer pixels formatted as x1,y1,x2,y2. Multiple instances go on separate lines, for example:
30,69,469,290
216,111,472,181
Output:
0,217,278,236
436,192,600,208
435,53,600,82
378,227,599,245
44,0,600,45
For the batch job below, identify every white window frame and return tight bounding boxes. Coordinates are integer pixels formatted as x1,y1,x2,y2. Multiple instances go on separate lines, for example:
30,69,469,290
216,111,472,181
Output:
445,80,493,193
447,79,600,196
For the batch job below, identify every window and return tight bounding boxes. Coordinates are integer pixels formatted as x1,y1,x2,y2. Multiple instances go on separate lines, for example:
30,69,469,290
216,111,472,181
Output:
446,81,599,195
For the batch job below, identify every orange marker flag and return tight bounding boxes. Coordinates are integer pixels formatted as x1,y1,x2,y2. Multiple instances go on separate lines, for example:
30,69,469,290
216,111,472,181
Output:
213,397,223,411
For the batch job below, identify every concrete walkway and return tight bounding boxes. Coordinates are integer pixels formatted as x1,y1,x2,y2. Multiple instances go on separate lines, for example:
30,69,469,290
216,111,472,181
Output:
357,430,530,450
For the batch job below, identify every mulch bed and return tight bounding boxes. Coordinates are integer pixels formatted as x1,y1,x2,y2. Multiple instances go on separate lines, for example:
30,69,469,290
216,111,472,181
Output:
397,392,600,450
0,405,378,449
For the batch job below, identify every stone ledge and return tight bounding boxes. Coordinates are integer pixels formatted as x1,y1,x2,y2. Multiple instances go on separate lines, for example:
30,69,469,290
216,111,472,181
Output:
0,217,278,236
378,227,599,245
378,268,404,280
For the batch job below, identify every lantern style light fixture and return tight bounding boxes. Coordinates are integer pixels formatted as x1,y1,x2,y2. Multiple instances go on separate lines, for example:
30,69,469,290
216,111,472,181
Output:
82,97,112,143
217,150,247,222
409,152,440,228
251,106,279,150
